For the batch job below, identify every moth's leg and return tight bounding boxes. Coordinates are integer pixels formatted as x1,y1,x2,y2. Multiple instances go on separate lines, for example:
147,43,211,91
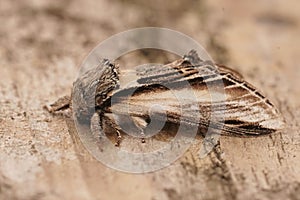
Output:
90,112,122,146
132,116,148,143
44,95,71,117
199,129,221,158
90,112,105,139
102,113,148,144
102,113,122,146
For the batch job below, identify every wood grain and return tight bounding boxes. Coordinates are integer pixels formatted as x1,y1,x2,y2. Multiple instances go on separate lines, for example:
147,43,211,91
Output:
0,0,299,199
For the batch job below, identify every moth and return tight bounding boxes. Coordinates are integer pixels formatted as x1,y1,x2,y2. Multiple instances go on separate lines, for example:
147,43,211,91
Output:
46,50,285,146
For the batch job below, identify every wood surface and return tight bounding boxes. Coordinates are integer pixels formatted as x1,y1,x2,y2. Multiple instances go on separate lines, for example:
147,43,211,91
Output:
0,0,299,199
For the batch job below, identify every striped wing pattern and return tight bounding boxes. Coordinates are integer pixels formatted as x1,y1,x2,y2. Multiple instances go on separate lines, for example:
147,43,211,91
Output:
105,50,284,136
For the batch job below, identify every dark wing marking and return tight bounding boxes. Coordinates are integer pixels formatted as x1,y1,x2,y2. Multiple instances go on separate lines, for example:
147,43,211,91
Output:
105,50,284,136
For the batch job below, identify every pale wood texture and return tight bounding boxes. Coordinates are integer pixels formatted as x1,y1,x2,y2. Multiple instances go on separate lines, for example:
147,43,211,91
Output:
0,0,299,200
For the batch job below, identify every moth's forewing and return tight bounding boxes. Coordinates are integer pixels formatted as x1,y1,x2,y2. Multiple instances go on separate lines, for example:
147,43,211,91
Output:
217,65,285,134
104,50,284,136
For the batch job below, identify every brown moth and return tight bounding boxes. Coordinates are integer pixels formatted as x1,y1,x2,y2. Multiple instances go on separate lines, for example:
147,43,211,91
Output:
46,50,285,146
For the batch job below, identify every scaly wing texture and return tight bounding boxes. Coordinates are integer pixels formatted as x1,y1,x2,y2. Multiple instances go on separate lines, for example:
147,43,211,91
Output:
106,50,284,136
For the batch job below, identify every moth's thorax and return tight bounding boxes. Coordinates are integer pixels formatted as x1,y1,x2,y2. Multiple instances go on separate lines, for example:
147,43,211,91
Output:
72,59,119,120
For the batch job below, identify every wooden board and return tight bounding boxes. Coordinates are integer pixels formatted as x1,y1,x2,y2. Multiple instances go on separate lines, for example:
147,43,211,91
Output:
0,0,299,199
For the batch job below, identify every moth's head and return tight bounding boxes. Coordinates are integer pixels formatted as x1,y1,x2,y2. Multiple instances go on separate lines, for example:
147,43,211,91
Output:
72,59,119,121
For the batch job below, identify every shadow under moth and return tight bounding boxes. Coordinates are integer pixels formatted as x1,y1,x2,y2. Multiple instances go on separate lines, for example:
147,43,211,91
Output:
46,50,285,148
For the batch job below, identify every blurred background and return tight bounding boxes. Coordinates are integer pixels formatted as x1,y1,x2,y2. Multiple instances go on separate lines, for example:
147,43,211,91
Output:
0,0,299,199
